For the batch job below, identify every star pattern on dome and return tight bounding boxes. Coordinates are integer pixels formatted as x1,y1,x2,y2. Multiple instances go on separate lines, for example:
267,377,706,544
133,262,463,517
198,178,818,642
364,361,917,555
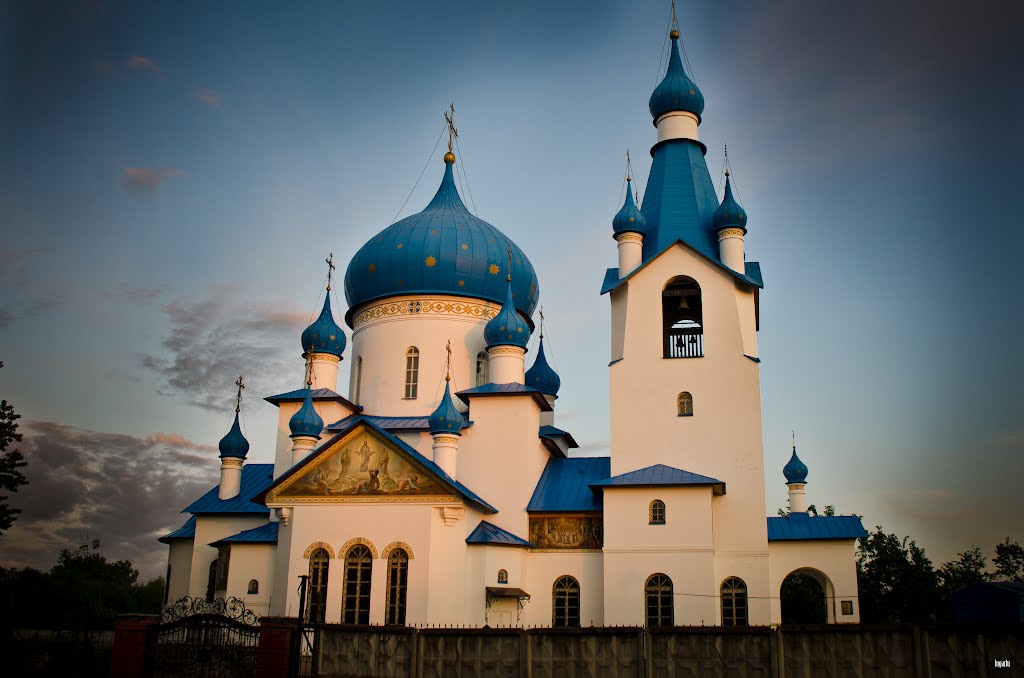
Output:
489,264,499,275
425,256,437,267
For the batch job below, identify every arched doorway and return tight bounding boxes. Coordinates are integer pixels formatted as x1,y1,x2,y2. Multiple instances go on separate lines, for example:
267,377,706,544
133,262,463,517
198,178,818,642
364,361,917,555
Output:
780,568,832,624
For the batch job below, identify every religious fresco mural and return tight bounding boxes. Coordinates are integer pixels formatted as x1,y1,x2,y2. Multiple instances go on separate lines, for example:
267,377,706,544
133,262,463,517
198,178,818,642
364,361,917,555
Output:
529,515,603,550
276,429,450,499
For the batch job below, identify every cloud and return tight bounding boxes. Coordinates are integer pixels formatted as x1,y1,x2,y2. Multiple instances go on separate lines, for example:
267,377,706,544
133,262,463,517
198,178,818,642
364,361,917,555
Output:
123,55,162,78
140,289,311,410
0,308,12,328
990,433,1024,447
0,421,221,578
122,286,165,301
192,88,222,108
121,167,184,193
92,62,123,79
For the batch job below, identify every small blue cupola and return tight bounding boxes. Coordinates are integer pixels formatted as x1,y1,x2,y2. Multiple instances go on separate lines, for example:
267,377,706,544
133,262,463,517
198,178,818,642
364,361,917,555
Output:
484,279,531,349
429,380,464,436
783,446,808,485
612,177,646,238
301,292,346,358
219,412,250,459
525,336,560,396
713,174,748,233
649,29,705,122
288,388,324,439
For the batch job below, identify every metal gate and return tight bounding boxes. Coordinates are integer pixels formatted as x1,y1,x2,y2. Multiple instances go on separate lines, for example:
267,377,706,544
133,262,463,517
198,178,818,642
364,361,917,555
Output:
151,597,260,678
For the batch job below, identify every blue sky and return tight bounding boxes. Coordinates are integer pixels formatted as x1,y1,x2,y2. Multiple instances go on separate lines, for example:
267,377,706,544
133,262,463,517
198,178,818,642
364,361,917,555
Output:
1,1,1022,578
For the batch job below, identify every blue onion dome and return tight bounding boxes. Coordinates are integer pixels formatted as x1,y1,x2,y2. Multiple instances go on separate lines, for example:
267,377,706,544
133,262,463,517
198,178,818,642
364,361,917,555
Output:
288,388,324,438
218,412,250,459
783,447,809,484
484,279,531,349
525,337,560,396
429,380,464,436
612,178,646,238
712,175,748,233
649,30,705,122
343,156,540,328
301,292,346,358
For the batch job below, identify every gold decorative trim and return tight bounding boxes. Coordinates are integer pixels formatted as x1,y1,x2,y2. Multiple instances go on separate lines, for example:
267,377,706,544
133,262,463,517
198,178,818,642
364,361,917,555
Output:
381,541,415,560
220,458,243,468
718,227,745,239
353,296,499,329
339,537,378,559
616,232,643,243
274,495,462,506
303,541,335,559
488,346,525,356
310,353,340,365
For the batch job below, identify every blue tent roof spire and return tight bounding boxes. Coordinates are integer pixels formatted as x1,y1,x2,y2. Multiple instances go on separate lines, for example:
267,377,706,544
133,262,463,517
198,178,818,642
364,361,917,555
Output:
525,308,560,396
649,23,705,122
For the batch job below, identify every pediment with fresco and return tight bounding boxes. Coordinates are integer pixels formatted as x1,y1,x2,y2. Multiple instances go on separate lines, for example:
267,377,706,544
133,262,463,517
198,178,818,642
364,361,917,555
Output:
267,425,458,505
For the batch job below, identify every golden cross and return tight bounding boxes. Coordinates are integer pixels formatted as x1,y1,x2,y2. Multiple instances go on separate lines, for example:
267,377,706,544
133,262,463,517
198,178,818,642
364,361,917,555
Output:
506,245,513,282
724,144,730,177
539,306,545,339
234,375,245,413
670,0,678,29
444,103,458,154
305,351,314,387
445,339,452,382
626,149,632,182
325,252,335,291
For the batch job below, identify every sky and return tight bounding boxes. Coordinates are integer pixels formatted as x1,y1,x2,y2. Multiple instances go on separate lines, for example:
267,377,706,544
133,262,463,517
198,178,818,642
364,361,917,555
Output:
1,1,1022,580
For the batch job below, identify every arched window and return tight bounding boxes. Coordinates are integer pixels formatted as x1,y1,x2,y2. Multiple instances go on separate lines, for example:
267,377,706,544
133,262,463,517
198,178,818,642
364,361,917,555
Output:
645,574,674,627
649,499,666,525
307,547,330,624
721,577,748,627
552,576,581,628
341,544,373,624
475,352,490,386
497,569,508,584
248,579,259,595
353,356,363,405
205,559,217,603
404,347,419,399
662,277,703,358
385,549,409,626
677,392,693,416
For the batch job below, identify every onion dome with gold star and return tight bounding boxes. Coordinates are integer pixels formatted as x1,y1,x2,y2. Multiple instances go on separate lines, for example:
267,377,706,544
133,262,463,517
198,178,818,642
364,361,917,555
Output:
783,446,809,485
288,387,324,439
612,177,646,238
484,278,531,349
218,412,250,459
429,380,465,436
649,28,704,122
525,336,560,396
300,292,346,358
713,174,748,233
343,151,539,328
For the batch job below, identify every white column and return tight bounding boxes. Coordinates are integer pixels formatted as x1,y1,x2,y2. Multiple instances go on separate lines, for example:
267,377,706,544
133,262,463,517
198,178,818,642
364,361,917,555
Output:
488,345,526,384
616,232,643,277
655,111,700,143
788,483,808,513
306,353,340,392
717,227,746,273
218,458,243,500
291,436,318,467
432,434,459,479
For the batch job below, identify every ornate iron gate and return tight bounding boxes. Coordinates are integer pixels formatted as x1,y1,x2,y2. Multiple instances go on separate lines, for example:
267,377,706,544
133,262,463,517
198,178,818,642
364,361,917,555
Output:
151,597,260,678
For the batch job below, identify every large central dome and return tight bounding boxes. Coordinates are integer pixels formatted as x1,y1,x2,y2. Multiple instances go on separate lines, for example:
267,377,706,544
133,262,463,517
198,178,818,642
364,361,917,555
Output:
344,158,540,327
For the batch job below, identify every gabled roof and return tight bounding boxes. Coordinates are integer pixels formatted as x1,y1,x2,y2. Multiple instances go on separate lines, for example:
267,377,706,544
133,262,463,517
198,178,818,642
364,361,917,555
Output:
264,387,361,412
528,457,610,513
158,515,196,543
209,521,279,548
183,464,273,515
766,513,867,541
590,464,726,495
466,520,533,548
600,241,763,296
326,413,473,433
256,416,496,514
455,383,552,411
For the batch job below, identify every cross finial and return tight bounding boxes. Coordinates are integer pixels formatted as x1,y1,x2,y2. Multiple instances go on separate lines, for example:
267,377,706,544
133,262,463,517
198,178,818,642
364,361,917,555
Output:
670,0,678,30
792,430,796,450
445,339,452,382
724,144,730,177
305,352,313,388
539,306,545,339
444,103,458,155
626,149,632,183
325,252,335,291
234,375,245,413
506,245,513,282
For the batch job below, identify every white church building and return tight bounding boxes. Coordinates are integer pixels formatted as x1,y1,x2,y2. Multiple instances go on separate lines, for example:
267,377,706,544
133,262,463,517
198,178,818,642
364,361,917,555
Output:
160,22,865,628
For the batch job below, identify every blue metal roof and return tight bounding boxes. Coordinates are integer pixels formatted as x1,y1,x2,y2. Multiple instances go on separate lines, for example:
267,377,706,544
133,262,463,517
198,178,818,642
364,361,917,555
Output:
326,413,472,432
484,279,532,349
525,337,560,396
612,178,646,237
456,383,552,411
264,388,361,412
527,457,610,513
288,388,324,438
766,513,867,541
300,291,346,358
466,520,533,548
343,159,539,328
783,447,809,484
218,412,250,459
649,33,705,122
590,464,725,495
210,521,279,547
183,464,273,515
429,381,465,435
538,425,579,449
712,175,748,233
158,515,196,543
600,249,763,296
258,417,496,514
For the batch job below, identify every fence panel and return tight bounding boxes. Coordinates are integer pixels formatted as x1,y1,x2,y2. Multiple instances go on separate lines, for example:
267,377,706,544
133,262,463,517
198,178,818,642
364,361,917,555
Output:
420,628,522,678
649,627,772,678
530,628,643,678
316,626,416,678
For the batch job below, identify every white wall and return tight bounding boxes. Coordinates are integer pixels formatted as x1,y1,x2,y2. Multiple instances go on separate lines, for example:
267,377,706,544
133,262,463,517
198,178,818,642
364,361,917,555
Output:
187,515,269,600
164,540,194,605
225,543,275,616
768,539,861,624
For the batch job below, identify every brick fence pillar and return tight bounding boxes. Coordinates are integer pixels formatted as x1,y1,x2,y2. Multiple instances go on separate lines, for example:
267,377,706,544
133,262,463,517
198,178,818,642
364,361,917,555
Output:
109,614,159,678
256,616,299,678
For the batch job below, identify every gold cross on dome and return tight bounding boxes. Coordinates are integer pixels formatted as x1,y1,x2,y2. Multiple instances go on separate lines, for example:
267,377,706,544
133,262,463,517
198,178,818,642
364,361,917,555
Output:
325,252,335,291
444,103,458,154
539,306,545,339
445,339,452,382
234,375,245,412
506,245,513,282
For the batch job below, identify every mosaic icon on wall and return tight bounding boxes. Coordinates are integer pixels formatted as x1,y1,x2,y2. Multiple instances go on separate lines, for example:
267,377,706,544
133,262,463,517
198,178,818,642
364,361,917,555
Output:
276,429,449,499
529,515,603,550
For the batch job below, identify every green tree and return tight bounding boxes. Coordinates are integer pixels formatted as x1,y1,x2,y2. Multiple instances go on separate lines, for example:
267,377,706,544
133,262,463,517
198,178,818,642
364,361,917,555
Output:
856,526,939,623
992,537,1024,582
0,361,29,534
938,546,988,593
49,540,142,630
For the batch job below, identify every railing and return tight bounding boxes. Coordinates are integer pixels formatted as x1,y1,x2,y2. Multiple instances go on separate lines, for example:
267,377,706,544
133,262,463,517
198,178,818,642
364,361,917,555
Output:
664,328,704,358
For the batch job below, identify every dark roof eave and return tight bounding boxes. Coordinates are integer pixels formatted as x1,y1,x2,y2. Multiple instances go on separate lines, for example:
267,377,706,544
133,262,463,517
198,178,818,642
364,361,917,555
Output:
601,240,763,296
